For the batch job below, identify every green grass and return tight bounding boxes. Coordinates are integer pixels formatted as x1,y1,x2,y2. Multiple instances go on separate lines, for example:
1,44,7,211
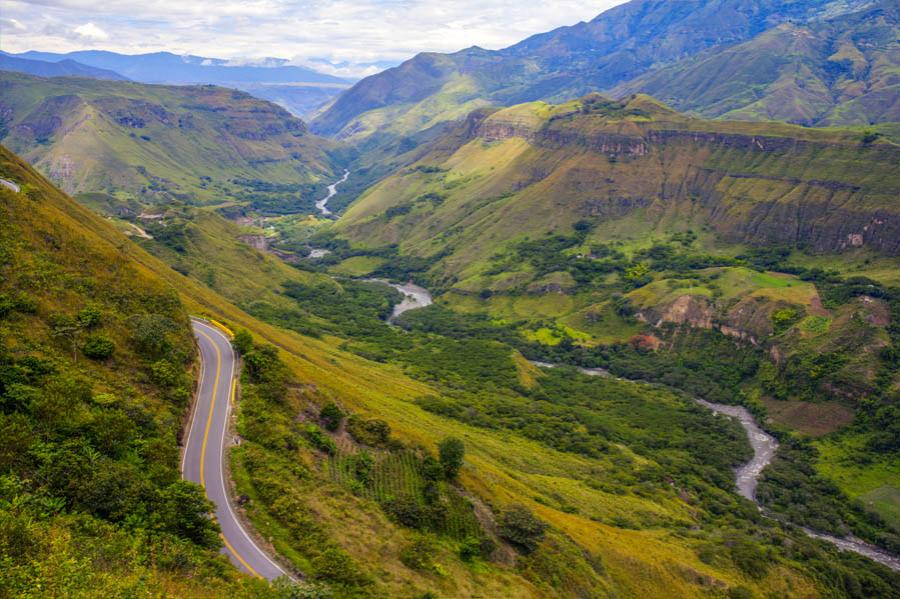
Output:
816,434,900,529
329,256,386,276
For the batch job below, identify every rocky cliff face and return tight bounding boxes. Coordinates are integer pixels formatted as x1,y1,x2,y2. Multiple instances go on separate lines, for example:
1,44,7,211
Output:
470,107,900,255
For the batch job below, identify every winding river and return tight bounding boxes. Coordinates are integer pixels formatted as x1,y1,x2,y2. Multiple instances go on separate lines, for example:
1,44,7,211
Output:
315,170,350,217
380,283,900,571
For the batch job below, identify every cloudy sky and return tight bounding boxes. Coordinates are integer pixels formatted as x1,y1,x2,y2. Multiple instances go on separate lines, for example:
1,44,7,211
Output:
0,0,626,78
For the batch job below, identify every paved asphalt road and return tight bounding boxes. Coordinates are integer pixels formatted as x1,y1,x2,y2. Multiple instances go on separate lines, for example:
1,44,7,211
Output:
183,319,288,580
0,178,20,193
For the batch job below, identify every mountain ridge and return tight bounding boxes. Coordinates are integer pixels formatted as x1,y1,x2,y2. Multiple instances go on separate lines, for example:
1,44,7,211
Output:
311,0,896,142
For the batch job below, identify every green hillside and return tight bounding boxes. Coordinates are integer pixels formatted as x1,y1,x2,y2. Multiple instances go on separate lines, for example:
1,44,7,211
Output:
311,0,895,144
317,95,900,552
0,145,274,596
612,2,899,126
7,130,899,596
0,71,342,209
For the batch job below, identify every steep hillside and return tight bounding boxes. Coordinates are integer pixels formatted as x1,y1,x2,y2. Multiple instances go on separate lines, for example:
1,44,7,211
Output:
0,146,273,596
7,142,898,596
0,71,341,208
312,0,886,142
0,54,128,80
612,1,899,126
336,95,900,270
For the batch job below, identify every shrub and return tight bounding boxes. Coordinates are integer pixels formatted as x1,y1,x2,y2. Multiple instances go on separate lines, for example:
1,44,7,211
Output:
233,328,253,355
438,437,465,479
319,401,344,432
347,415,391,446
498,504,547,553
77,306,103,328
383,495,426,528
82,335,115,360
399,536,436,570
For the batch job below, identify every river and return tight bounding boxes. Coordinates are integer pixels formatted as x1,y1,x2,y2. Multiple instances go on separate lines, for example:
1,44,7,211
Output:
370,279,433,322
382,283,900,571
315,170,350,217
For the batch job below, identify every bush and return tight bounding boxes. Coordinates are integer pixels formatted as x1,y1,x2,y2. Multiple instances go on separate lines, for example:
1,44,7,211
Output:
383,495,426,528
438,437,465,479
319,401,344,432
232,329,253,355
399,536,436,570
347,416,391,446
498,504,547,554
77,306,103,328
82,335,115,360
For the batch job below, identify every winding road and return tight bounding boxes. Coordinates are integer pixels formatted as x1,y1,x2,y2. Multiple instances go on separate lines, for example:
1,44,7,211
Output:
183,319,288,581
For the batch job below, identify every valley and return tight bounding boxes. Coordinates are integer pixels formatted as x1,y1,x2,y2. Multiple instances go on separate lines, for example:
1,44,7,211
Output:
1,0,899,597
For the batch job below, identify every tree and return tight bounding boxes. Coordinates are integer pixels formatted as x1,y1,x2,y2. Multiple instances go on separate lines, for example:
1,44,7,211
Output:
49,314,84,363
77,305,103,329
155,480,220,548
438,437,465,479
319,401,344,431
82,334,115,360
498,504,547,553
233,328,253,355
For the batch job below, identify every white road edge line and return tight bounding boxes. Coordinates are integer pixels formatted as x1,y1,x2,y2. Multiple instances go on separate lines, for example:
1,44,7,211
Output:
194,320,291,580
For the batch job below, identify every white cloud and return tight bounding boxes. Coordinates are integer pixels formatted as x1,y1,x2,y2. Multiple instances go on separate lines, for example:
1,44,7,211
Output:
0,17,26,31
73,22,109,40
0,0,627,78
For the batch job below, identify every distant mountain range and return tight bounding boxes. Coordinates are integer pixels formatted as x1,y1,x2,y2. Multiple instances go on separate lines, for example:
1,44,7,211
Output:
0,71,340,206
0,52,129,81
311,0,897,141
1,50,353,117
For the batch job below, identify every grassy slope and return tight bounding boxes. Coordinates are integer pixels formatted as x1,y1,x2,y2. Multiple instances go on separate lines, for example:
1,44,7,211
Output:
330,97,900,540
0,146,275,596
0,71,339,204
337,95,899,284
0,147,837,595
610,2,899,127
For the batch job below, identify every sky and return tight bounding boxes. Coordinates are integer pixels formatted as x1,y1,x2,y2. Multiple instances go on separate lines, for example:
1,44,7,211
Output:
0,0,627,78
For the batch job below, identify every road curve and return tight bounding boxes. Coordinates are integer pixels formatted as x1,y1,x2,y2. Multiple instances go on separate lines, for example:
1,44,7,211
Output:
183,319,288,580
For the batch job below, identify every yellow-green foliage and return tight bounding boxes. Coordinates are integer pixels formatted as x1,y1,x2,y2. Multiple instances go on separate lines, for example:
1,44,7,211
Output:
0,145,276,597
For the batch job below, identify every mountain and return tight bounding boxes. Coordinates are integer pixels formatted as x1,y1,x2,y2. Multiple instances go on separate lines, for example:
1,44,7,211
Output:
0,144,274,596
311,0,892,142
0,53,128,80
0,71,341,208
0,143,857,599
12,50,348,86
8,50,353,117
336,95,899,267
611,1,899,126
323,94,900,551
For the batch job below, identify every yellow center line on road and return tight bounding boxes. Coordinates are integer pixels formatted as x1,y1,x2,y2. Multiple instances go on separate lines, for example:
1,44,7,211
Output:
221,533,261,578
197,329,221,488
195,327,262,579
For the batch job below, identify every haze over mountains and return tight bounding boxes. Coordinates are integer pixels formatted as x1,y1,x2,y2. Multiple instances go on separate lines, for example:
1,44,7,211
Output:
1,49,353,117
311,0,897,141
1,0,899,597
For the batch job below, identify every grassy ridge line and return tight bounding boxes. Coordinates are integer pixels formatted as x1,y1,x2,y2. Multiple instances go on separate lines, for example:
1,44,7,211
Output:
2,146,820,595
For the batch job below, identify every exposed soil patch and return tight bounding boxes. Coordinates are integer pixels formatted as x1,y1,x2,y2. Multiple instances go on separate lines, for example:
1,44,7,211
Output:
761,396,855,436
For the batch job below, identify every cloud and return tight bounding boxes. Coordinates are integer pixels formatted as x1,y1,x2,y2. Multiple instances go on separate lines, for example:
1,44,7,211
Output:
0,0,628,78
73,22,109,40
0,17,26,31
